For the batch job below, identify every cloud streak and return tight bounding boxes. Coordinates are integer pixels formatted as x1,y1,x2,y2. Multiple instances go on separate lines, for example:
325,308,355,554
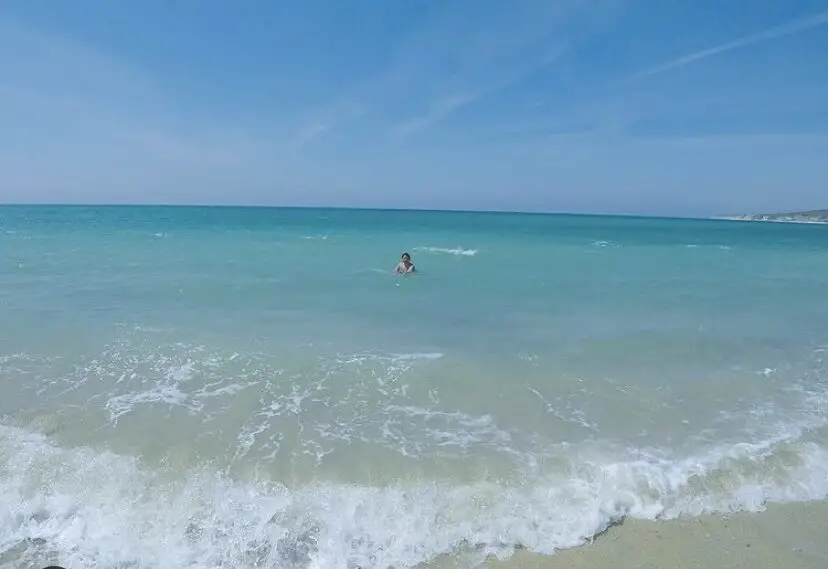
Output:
0,19,273,204
292,121,331,148
391,46,569,139
293,0,603,145
624,9,828,84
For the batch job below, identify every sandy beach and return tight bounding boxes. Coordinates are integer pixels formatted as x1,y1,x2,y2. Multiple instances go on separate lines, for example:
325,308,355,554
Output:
483,501,828,569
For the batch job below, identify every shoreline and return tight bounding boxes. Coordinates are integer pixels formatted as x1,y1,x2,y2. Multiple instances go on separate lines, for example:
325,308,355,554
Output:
481,500,828,569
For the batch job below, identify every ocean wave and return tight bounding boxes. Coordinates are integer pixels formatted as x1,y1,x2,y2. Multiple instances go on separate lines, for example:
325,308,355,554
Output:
390,352,444,362
2,420,827,569
4,338,828,568
413,246,477,257
2,342,465,465
683,244,734,250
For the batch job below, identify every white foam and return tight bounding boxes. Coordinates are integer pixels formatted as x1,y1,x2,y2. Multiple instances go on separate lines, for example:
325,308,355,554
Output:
105,382,196,421
99,359,201,421
5,341,828,568
2,418,828,569
391,352,444,362
413,246,477,257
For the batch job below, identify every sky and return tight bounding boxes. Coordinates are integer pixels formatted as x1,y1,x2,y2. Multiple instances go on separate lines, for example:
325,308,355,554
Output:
1,0,828,216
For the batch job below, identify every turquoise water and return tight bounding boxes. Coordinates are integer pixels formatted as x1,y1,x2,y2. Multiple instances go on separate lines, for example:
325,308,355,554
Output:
2,205,828,569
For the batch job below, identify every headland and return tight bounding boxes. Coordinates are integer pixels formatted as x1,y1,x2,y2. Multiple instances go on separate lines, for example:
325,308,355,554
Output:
715,209,828,224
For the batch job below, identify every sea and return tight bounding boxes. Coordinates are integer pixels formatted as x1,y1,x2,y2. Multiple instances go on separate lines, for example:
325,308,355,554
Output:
1,205,827,569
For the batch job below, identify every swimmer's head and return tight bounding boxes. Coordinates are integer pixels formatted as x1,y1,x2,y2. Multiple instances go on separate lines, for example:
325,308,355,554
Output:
401,252,411,262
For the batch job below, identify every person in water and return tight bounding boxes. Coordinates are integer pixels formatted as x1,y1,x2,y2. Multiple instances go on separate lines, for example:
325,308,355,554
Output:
394,252,415,274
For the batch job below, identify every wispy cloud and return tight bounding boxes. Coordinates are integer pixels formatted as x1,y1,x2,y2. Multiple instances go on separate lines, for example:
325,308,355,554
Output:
624,9,828,84
392,93,479,138
0,18,272,202
0,19,266,191
0,20,162,111
391,46,569,139
293,0,608,145
292,121,331,148
290,104,366,148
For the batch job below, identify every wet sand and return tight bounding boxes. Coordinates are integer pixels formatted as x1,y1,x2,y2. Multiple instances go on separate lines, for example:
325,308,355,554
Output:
488,501,828,569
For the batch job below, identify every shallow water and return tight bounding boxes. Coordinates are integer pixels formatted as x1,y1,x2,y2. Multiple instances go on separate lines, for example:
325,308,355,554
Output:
1,205,828,569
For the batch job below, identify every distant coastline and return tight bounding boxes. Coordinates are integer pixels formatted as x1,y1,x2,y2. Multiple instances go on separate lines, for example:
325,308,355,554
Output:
713,209,828,225
1,203,826,224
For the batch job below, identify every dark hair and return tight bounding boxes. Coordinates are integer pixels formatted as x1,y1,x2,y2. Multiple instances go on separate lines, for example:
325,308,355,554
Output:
401,252,410,259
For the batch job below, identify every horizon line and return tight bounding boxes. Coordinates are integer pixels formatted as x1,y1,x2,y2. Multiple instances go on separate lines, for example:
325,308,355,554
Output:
0,201,724,221
5,201,822,223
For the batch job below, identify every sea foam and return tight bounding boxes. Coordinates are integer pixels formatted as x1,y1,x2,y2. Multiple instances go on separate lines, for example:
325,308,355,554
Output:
2,415,828,569
413,246,478,257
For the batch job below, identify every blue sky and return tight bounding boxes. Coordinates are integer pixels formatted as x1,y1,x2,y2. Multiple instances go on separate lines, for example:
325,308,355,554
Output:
1,0,827,216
